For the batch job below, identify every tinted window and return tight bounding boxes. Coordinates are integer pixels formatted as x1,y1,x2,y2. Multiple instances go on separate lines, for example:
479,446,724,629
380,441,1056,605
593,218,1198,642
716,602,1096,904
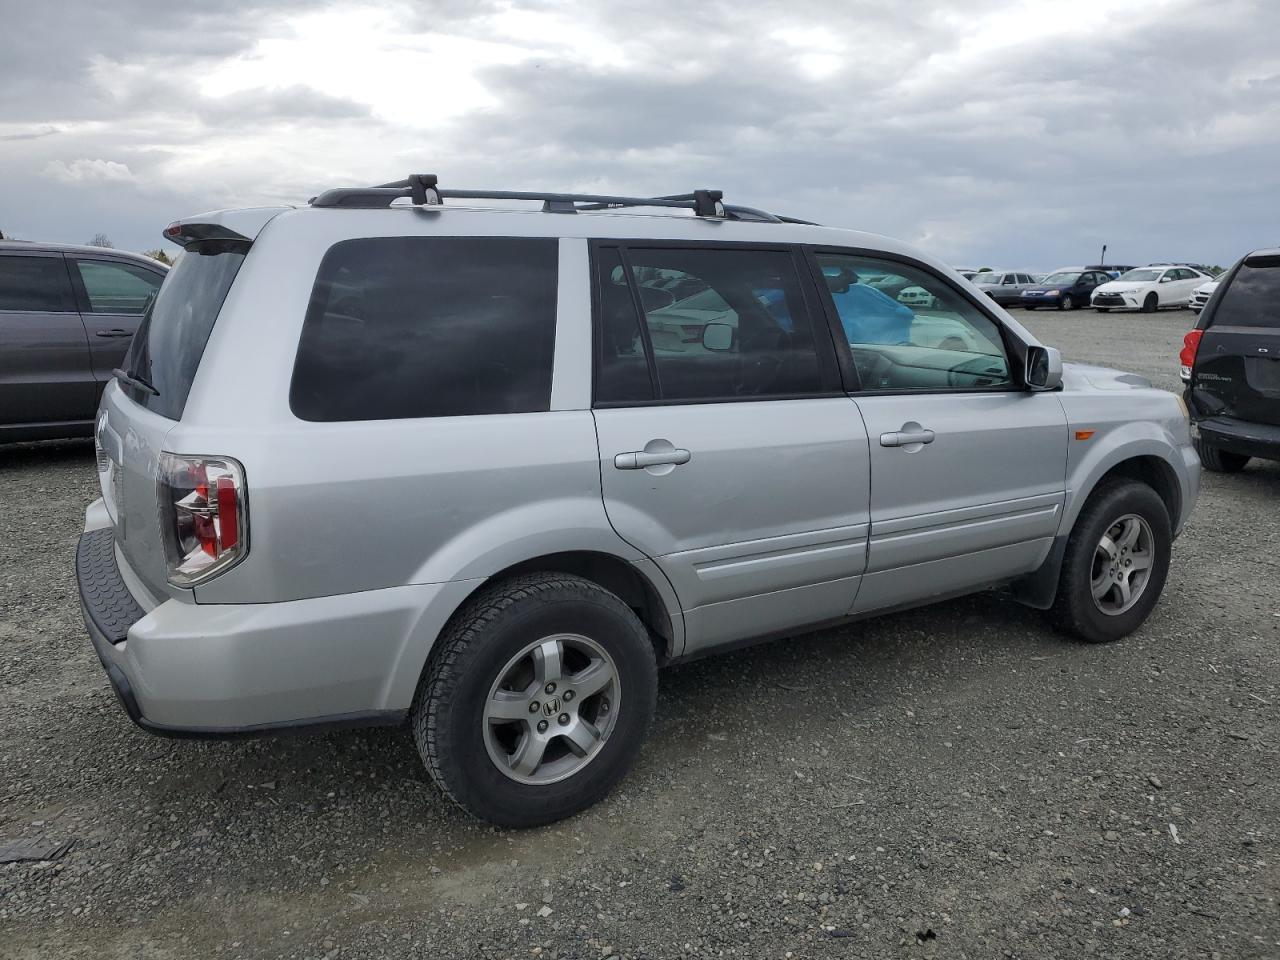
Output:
75,260,163,314
0,255,74,312
595,248,654,403
597,247,824,403
291,237,558,421
816,253,1012,392
122,240,247,419
1208,257,1280,329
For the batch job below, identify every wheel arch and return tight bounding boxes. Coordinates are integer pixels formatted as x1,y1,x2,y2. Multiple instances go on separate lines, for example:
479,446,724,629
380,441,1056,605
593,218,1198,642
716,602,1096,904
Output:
1013,450,1183,610
392,548,683,705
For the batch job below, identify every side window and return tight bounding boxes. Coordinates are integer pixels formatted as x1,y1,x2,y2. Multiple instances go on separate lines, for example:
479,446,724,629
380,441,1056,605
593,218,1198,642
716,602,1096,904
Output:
290,237,558,421
0,255,74,312
598,246,824,403
74,260,163,315
815,253,1013,392
595,248,654,404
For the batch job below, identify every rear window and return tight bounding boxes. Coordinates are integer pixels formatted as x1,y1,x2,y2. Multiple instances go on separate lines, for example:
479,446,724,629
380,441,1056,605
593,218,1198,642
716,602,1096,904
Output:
290,237,558,422
0,255,75,312
121,240,248,419
1207,256,1280,329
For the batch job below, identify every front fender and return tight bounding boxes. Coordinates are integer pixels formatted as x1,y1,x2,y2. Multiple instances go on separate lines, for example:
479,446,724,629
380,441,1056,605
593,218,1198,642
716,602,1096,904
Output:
1061,419,1196,535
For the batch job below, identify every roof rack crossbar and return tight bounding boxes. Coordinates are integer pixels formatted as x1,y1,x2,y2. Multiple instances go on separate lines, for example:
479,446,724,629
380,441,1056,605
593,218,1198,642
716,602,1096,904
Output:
309,175,817,224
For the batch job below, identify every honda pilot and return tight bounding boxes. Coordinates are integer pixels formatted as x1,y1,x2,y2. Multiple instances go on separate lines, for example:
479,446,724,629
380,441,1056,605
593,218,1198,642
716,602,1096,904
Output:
78,176,1200,826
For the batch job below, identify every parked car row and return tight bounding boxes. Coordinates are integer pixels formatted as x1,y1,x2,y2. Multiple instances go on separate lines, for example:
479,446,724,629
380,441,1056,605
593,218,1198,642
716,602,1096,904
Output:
959,264,1216,314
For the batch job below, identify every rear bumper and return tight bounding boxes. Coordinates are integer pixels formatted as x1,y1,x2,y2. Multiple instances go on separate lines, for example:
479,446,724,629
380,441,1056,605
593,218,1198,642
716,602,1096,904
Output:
75,503,472,736
1197,416,1280,462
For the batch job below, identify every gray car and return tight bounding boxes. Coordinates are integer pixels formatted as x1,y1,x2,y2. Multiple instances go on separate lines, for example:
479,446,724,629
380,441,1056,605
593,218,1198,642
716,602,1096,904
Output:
76,177,1200,827
972,270,1038,305
0,241,166,442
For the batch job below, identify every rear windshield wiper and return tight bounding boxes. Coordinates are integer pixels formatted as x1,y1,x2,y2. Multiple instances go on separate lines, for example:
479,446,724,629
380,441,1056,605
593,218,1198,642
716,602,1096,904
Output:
112,367,159,397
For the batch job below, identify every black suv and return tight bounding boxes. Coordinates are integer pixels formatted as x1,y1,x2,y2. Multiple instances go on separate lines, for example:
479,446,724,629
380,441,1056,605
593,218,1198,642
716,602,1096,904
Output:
1182,248,1280,471
0,241,166,443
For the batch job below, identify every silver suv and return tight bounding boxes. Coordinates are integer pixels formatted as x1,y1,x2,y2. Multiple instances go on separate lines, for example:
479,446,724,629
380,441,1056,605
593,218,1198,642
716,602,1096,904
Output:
78,176,1200,826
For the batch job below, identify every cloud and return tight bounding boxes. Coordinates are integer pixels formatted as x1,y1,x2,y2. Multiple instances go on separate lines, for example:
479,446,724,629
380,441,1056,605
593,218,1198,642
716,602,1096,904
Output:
42,158,138,184
194,85,373,125
0,0,1277,267
0,126,59,142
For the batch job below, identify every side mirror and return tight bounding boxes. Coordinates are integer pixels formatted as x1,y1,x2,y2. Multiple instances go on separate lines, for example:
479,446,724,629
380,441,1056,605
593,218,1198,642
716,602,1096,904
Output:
1026,345,1062,391
701,322,734,352
1159,275,1171,283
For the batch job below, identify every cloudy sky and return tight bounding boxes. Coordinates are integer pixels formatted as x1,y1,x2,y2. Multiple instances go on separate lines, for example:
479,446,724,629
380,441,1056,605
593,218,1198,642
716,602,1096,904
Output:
1,0,1276,269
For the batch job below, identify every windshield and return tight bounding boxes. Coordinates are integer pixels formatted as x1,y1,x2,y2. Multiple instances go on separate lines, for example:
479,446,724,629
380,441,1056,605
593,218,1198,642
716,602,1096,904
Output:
121,239,248,419
1042,272,1080,285
1117,269,1162,282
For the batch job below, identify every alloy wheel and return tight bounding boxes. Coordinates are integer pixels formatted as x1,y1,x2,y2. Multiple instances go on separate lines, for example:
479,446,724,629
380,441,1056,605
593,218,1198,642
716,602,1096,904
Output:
1090,514,1155,615
482,633,620,785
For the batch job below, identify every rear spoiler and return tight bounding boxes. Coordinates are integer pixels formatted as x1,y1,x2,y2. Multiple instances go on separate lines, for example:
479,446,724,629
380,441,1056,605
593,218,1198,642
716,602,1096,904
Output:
162,207,291,248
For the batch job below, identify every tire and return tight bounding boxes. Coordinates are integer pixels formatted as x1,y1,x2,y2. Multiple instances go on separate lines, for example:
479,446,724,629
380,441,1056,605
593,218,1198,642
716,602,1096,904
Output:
412,572,658,827
1195,437,1250,473
1142,293,1157,313
1024,305,1037,311
1095,307,1110,313
1059,294,1074,311
1046,480,1172,643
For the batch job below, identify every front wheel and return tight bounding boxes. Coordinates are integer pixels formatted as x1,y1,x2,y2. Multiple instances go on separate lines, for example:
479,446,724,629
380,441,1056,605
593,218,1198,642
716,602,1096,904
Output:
1142,293,1158,313
412,573,658,827
1024,305,1037,311
1196,437,1250,473
1059,294,1074,311
1047,480,1171,643
1095,307,1110,313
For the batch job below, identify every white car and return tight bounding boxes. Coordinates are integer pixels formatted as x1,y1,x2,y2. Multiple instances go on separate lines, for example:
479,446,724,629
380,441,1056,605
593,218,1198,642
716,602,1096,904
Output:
1189,275,1222,312
1091,266,1208,313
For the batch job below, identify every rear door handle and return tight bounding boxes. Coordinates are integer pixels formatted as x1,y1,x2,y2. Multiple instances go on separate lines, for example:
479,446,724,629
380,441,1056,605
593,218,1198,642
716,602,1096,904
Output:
614,448,692,470
880,427,935,448
95,329,131,338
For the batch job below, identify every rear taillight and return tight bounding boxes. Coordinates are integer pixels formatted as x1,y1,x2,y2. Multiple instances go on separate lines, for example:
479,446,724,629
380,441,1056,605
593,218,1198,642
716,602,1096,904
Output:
158,454,247,585
1179,329,1203,381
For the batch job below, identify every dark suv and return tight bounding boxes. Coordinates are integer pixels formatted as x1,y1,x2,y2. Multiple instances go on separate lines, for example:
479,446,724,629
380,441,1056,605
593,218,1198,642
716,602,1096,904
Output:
0,241,166,443
1182,248,1280,471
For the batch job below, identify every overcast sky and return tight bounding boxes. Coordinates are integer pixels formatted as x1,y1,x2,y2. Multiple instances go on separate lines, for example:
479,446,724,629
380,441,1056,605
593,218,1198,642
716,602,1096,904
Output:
1,0,1276,269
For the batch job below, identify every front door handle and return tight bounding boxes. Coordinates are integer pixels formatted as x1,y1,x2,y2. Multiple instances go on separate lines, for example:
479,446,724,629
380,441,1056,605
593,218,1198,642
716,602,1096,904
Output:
95,329,132,338
614,448,692,470
880,426,936,448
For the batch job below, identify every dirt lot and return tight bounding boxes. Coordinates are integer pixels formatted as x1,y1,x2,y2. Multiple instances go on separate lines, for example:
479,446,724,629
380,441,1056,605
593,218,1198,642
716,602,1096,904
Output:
2,308,1277,959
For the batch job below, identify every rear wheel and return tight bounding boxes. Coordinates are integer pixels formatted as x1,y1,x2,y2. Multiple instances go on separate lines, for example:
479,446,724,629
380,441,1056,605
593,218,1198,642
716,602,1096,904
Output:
1047,480,1171,643
412,573,658,827
1142,292,1158,313
1024,305,1037,311
1196,437,1250,473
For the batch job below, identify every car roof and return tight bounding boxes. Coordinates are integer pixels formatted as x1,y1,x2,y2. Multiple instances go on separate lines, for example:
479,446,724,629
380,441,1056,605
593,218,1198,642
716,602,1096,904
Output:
173,201,939,265
0,239,167,268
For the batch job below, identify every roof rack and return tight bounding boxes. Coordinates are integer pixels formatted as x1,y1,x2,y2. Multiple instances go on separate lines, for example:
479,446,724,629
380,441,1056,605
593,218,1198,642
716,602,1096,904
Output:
308,174,813,224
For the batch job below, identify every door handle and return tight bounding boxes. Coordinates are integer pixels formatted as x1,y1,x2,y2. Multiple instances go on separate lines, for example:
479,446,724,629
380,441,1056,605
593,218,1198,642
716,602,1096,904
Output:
880,427,935,448
95,329,131,338
614,448,692,470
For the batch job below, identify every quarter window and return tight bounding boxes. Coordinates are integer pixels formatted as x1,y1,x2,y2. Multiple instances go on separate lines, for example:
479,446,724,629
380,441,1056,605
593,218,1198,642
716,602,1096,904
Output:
595,246,825,403
74,260,163,314
815,253,1013,392
291,237,558,421
0,256,74,312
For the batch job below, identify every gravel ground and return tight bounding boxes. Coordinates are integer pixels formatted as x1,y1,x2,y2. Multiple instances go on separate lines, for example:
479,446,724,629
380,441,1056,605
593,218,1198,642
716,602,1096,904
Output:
1,308,1277,959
